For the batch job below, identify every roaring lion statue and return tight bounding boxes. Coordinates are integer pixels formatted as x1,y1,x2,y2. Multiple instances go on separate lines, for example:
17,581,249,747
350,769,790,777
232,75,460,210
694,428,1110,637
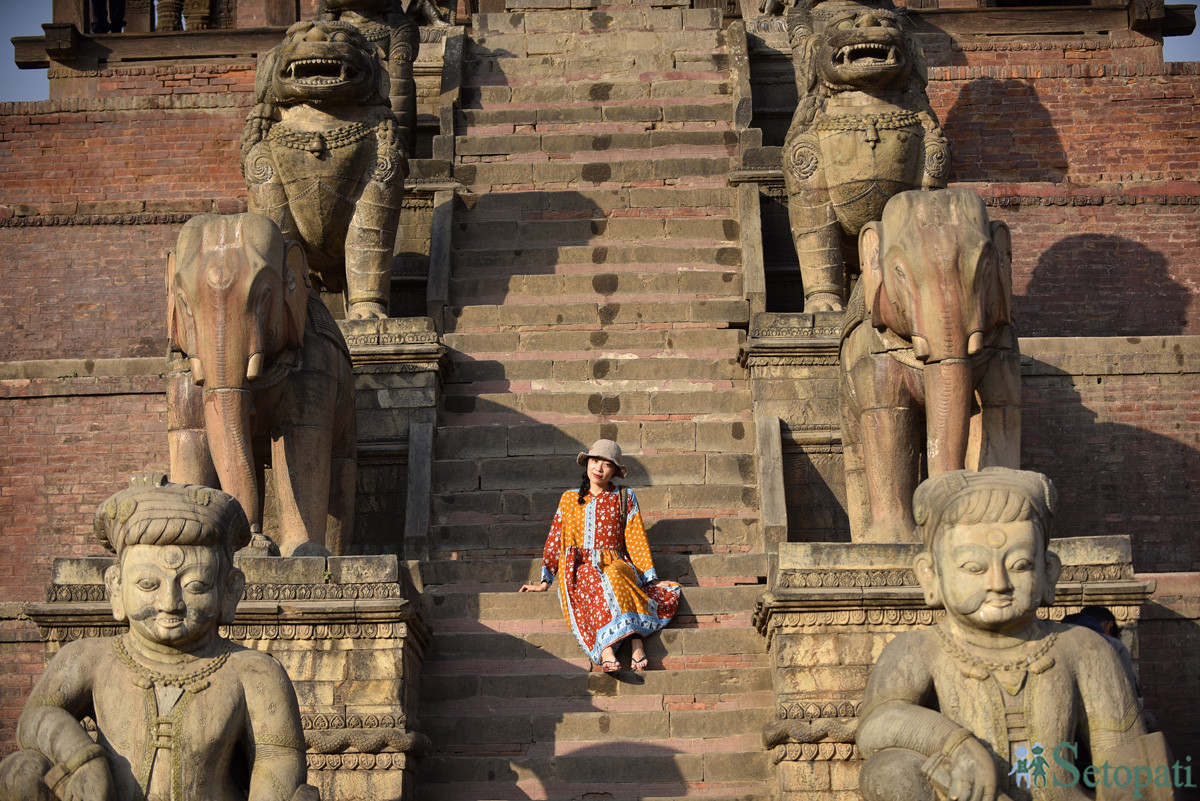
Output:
241,19,407,320
781,0,950,313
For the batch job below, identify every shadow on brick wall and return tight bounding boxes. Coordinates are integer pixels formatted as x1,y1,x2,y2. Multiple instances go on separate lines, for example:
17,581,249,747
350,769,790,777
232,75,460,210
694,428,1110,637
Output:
1018,234,1191,337
1022,363,1200,574
941,77,1069,184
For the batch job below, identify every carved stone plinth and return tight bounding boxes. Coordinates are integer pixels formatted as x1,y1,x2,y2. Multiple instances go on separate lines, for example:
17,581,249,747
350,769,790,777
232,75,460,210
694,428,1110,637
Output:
29,554,430,801
753,536,1153,801
341,316,445,559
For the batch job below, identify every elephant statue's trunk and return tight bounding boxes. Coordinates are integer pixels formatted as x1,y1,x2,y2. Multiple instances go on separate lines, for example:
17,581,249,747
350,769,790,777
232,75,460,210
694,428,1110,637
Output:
924,358,972,474
202,387,260,530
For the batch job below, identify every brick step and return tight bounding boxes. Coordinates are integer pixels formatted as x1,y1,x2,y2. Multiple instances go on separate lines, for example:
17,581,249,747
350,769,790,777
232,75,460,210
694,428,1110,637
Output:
457,129,737,159
441,328,745,358
430,498,757,551
432,421,754,462
451,243,743,273
458,100,733,130
448,270,742,306
445,355,743,388
421,662,770,703
452,215,738,248
421,585,763,623
468,26,722,57
433,448,754,485
422,702,769,745
428,515,758,561
443,298,748,332
461,78,730,110
465,54,729,88
439,383,752,414
412,553,767,589
459,187,735,217
473,8,722,35
415,749,772,799
451,153,734,188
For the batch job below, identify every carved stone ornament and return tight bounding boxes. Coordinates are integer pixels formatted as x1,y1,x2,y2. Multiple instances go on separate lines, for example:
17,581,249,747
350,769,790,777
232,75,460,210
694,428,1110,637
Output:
0,476,320,801
856,468,1176,801
242,19,406,320
780,0,949,313
841,188,1021,543
166,213,358,558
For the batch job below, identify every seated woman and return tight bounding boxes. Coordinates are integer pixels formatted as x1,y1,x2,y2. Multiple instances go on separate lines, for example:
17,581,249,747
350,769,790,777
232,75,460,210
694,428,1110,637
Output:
520,440,681,672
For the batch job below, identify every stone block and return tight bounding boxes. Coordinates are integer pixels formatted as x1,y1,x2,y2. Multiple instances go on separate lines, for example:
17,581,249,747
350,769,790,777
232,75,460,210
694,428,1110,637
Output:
536,105,603,124
327,555,399,584
668,483,757,510
547,710,670,741
602,105,663,123
649,389,753,416
50,557,111,586
434,425,510,459
480,455,569,490
237,556,327,585
626,453,706,485
781,760,832,793
432,459,481,493
701,750,772,783
696,420,754,452
705,453,756,485
642,420,696,451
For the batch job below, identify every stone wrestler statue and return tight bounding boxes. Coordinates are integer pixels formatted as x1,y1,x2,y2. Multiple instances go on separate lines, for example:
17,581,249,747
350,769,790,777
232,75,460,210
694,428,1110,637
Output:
857,467,1174,801
0,476,318,801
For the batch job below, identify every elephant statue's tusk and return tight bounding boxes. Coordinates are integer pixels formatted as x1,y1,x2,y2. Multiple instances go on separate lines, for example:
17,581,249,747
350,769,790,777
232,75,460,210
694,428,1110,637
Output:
247,351,265,381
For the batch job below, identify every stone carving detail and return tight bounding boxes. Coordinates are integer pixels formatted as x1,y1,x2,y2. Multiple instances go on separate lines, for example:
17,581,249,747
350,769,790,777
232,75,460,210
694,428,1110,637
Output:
841,188,1021,542
781,0,949,312
242,583,406,601
222,623,404,640
0,476,319,801
777,568,917,588
305,727,430,755
857,468,1173,801
167,213,358,557
317,0,421,154
242,20,405,320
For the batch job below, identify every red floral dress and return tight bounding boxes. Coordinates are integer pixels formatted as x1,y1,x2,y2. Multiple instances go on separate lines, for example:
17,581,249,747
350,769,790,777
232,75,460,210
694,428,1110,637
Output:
540,486,681,663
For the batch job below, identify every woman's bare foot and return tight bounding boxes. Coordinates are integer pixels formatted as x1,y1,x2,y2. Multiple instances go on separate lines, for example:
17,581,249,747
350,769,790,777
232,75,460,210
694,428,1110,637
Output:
599,645,620,673
630,638,647,671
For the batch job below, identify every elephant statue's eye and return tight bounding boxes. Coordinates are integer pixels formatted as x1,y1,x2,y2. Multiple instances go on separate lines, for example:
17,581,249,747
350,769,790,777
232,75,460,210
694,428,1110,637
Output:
891,263,907,282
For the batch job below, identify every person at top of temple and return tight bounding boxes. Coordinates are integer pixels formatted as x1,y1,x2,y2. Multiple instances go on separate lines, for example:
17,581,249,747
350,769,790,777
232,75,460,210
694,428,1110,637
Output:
520,439,681,673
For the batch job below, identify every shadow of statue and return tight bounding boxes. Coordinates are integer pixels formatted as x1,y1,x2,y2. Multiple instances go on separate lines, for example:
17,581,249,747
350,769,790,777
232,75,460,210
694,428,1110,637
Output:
1017,234,1192,337
940,77,1069,183
1022,360,1200,573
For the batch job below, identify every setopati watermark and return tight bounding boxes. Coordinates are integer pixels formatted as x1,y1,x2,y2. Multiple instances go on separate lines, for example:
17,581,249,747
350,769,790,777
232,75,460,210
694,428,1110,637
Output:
1009,742,1194,799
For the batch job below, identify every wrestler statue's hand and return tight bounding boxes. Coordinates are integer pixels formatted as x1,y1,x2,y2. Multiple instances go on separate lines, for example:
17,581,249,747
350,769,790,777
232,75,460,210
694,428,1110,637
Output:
60,756,116,801
944,736,997,801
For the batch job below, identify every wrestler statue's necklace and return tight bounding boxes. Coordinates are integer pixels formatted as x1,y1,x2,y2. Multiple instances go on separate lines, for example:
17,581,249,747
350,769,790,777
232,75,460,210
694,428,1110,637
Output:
934,625,1058,695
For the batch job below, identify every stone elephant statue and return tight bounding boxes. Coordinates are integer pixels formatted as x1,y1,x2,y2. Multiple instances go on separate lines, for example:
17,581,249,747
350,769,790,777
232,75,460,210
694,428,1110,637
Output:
166,213,357,556
840,188,1021,542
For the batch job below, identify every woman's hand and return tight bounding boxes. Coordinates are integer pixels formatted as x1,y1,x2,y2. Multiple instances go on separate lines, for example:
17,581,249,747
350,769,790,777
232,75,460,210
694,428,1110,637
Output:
519,581,549,592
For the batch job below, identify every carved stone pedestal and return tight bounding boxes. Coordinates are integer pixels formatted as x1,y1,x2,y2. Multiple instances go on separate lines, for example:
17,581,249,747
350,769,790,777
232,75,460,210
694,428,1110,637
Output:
753,536,1154,801
28,554,429,801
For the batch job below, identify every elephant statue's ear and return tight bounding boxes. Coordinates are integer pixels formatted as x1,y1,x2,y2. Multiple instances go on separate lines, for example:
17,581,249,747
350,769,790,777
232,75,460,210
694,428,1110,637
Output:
281,241,309,350
166,249,186,354
859,223,884,324
990,220,1014,324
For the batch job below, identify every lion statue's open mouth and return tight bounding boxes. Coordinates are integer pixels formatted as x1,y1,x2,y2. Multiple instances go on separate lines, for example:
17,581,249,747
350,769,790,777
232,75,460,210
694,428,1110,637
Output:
833,40,900,69
282,56,364,87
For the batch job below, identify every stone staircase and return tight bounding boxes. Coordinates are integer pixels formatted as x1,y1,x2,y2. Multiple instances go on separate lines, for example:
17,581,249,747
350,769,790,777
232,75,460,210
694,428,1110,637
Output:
414,5,775,800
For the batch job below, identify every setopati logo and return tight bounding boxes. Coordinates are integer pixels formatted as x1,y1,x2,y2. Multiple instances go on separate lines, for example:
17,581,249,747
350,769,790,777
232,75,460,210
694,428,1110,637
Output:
1009,743,1194,799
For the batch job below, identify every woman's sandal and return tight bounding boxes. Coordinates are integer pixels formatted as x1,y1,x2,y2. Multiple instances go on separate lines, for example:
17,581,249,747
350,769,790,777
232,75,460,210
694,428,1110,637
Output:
601,659,621,673
630,652,648,672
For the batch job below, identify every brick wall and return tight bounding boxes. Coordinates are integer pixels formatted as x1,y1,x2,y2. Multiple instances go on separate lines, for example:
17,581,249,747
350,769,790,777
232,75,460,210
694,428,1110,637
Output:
1138,574,1200,777
0,377,167,601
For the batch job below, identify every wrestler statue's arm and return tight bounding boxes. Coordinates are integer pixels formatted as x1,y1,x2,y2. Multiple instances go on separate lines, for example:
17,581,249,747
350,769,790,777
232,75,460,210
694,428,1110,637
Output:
242,653,311,801
15,640,116,801
857,635,999,801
